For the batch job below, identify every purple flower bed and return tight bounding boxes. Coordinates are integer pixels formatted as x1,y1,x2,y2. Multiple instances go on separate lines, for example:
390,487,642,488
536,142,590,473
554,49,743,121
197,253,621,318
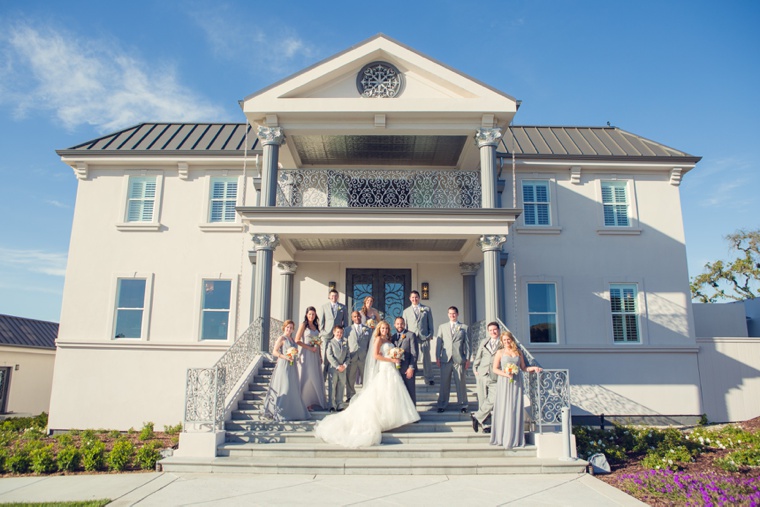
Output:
614,469,760,506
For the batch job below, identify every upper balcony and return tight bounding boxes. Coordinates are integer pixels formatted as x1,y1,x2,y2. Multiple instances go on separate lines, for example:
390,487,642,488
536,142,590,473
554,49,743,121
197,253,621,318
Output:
276,168,481,209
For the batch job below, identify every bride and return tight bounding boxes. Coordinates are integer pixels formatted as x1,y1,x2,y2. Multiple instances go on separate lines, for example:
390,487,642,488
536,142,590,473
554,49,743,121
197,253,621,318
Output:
314,320,420,448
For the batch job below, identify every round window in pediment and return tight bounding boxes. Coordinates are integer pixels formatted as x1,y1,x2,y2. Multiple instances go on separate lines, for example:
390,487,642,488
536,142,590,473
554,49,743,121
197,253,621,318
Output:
356,61,403,98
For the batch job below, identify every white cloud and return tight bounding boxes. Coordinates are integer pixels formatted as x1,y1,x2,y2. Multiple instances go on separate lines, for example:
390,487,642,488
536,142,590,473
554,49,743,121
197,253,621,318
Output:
186,3,316,77
0,247,67,277
684,157,754,211
44,199,70,209
0,21,227,132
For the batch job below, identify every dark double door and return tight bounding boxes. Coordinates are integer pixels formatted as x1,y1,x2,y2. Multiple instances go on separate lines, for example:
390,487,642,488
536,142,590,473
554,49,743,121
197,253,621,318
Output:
346,269,411,324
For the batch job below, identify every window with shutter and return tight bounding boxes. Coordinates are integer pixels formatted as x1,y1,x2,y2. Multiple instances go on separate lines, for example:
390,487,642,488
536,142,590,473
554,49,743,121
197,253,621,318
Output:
601,181,630,227
522,180,551,226
126,176,157,222
209,178,238,222
610,283,639,342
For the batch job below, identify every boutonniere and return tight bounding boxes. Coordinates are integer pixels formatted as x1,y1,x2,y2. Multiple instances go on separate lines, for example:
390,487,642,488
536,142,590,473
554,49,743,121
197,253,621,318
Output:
401,334,406,340
454,324,461,335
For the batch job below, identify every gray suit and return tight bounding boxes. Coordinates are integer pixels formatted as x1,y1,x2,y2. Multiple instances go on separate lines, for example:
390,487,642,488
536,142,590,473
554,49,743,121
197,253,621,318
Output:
472,337,500,426
346,323,372,399
325,337,349,410
319,302,347,374
435,321,470,410
403,304,434,383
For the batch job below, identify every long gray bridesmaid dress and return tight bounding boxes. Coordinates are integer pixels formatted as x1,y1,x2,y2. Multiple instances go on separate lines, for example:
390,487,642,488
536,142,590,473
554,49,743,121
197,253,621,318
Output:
263,336,310,421
489,354,525,449
298,327,327,410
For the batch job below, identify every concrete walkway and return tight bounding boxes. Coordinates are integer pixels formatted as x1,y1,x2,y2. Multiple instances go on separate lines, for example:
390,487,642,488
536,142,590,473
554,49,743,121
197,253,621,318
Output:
0,472,646,506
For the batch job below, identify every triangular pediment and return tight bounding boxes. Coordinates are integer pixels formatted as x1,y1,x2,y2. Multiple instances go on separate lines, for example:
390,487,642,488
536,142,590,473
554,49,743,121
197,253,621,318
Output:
242,34,517,127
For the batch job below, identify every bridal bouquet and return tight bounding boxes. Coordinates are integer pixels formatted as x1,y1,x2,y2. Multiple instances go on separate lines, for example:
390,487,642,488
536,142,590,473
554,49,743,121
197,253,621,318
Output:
389,347,404,369
309,336,322,348
366,318,377,328
504,362,520,382
285,347,298,366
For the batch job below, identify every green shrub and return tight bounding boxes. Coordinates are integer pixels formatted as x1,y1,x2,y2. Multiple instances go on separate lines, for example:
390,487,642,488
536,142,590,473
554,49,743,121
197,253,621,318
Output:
81,439,106,471
107,439,135,471
56,445,81,472
0,447,8,473
136,441,162,470
30,444,56,474
80,429,97,443
715,447,760,472
108,430,121,439
54,433,74,446
641,445,694,471
128,427,136,435
163,422,183,435
7,448,31,474
0,413,48,433
20,426,47,441
139,421,155,441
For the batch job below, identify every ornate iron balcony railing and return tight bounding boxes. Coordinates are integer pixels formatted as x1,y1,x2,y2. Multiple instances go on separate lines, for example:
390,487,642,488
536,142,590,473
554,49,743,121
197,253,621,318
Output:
470,319,570,434
184,316,283,431
276,169,482,208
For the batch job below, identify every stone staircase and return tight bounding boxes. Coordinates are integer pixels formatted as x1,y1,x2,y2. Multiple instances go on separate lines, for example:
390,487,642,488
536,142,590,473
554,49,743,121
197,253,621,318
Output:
163,360,586,475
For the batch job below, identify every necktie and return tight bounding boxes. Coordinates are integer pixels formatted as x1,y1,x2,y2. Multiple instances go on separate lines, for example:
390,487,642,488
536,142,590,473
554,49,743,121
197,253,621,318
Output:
414,306,420,318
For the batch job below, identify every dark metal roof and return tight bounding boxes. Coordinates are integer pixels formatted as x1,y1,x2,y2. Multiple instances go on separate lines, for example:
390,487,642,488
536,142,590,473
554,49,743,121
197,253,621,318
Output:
499,126,700,163
56,123,258,157
57,123,699,163
0,314,58,350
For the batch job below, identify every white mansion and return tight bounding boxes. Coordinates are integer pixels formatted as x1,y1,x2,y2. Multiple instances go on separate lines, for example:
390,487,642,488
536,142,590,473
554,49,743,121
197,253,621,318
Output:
47,34,754,436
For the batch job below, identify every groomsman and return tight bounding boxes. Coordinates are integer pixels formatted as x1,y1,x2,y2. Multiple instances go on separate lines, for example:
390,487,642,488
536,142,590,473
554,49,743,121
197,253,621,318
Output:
435,306,471,413
392,317,419,404
471,321,500,433
325,325,349,412
346,311,372,401
402,291,434,385
320,289,347,374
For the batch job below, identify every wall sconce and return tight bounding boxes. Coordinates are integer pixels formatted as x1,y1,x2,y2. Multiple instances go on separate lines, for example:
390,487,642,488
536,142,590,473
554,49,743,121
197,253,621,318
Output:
421,282,430,300
328,281,336,291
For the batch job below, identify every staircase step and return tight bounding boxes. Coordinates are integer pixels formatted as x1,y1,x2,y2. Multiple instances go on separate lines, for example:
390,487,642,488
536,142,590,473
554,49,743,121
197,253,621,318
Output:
225,430,494,444
160,455,586,475
217,442,535,459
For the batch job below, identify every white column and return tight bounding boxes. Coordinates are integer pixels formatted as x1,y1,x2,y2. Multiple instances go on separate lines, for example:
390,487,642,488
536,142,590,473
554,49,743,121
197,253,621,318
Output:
277,262,298,322
475,128,503,209
256,127,285,207
479,235,507,323
251,233,279,352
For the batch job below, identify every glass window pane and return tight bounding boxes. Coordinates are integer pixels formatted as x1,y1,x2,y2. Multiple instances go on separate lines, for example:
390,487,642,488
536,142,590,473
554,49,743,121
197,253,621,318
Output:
529,314,556,343
118,279,146,308
202,311,229,340
115,309,143,338
528,284,556,312
535,185,548,203
202,280,231,310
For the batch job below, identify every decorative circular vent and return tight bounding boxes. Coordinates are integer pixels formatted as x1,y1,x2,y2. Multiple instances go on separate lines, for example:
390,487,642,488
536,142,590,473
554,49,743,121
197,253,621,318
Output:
356,61,403,98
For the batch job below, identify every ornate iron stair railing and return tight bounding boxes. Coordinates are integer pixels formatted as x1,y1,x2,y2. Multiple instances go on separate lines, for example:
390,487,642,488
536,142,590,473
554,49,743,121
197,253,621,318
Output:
183,316,284,431
470,319,570,433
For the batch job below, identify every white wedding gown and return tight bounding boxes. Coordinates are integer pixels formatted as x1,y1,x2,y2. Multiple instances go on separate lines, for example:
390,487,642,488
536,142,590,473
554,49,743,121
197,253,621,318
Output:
314,341,420,448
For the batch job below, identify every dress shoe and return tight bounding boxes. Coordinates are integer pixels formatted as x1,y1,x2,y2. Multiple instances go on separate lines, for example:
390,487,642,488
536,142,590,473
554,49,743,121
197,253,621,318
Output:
437,408,445,413
483,427,491,434
428,380,435,386
460,407,468,414
329,408,336,413
471,414,479,433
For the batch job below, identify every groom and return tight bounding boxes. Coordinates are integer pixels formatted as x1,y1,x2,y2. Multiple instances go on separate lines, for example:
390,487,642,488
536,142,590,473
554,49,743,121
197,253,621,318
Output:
392,317,418,404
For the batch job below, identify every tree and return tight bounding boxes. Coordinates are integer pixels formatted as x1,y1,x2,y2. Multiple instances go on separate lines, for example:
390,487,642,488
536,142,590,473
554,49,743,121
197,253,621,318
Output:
690,228,760,303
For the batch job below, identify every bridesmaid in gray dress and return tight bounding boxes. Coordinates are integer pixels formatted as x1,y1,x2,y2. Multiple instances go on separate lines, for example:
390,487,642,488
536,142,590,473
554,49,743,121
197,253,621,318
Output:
263,320,310,421
296,307,327,411
490,330,542,449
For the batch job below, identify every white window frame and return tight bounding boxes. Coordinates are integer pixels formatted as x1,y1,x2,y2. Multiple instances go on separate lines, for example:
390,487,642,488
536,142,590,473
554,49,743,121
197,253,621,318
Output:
109,273,154,340
519,276,564,345
515,175,562,235
199,174,245,232
602,278,648,344
193,275,238,341
117,171,164,231
595,177,641,235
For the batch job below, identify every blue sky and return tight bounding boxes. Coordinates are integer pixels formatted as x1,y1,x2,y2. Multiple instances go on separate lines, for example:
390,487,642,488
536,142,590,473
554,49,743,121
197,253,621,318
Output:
0,0,758,322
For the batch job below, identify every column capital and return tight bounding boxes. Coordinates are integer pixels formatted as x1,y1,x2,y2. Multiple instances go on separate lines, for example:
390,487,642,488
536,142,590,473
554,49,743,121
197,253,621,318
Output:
478,234,507,252
276,261,298,275
256,126,286,146
459,262,481,276
475,127,503,148
251,233,280,251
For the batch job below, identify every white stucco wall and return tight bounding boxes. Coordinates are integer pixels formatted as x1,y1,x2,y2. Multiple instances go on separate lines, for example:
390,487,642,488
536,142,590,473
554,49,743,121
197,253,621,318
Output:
697,338,760,422
0,346,55,416
693,303,748,338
